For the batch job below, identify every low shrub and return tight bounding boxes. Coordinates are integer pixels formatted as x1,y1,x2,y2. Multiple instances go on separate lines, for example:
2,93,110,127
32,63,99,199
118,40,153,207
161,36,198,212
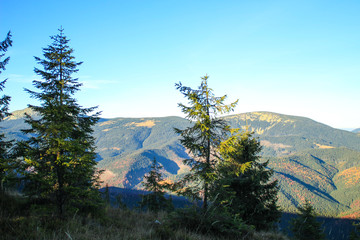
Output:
166,205,253,238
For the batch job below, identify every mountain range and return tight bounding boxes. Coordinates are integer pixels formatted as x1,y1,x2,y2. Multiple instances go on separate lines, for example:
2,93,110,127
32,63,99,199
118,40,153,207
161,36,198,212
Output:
1,109,360,218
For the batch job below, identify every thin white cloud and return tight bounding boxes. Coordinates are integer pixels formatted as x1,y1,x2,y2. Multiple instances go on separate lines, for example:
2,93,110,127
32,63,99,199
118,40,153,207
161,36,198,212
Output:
5,74,35,83
81,79,117,89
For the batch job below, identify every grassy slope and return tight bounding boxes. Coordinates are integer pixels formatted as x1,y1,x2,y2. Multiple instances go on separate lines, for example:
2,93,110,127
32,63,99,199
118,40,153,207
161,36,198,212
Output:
0,194,289,240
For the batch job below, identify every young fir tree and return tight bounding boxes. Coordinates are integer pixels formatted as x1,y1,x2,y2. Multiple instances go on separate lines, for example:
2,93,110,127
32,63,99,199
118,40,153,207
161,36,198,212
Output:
104,183,111,206
213,131,280,230
0,31,13,194
140,157,173,212
290,200,325,240
350,222,360,240
20,28,102,217
174,75,238,211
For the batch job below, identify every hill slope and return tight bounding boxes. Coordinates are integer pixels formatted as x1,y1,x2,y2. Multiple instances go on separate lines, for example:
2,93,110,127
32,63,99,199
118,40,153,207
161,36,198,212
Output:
353,128,360,135
1,109,360,217
225,112,360,216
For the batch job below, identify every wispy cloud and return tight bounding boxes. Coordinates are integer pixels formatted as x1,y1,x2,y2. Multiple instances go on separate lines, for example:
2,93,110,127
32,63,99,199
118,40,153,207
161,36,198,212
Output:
5,74,36,83
80,78,118,89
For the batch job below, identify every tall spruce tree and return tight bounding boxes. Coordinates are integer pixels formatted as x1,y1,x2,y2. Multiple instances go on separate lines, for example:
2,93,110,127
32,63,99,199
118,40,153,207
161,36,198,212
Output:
0,31,13,193
174,75,238,210
213,131,280,230
140,158,172,212
20,28,102,217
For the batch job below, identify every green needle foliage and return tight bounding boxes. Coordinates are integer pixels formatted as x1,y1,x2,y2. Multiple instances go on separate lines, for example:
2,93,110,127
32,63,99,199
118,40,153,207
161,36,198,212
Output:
213,131,280,230
290,200,325,240
174,75,238,211
350,222,360,240
19,28,102,218
0,31,13,194
104,183,111,205
140,158,173,212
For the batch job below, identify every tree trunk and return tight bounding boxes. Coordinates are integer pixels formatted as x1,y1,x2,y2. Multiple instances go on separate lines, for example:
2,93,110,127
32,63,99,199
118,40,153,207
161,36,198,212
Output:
56,153,64,218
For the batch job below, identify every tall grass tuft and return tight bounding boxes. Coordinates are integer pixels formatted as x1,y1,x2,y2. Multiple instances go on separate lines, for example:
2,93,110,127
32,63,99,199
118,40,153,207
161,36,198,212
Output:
1,201,289,240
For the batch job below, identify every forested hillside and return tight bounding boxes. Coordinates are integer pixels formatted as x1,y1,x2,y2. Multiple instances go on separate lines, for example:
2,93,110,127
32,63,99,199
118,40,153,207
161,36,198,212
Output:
2,108,360,217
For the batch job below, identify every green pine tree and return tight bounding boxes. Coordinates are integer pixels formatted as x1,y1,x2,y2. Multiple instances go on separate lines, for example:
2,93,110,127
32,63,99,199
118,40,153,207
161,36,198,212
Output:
173,75,238,211
0,31,13,194
104,183,111,206
213,131,280,230
19,28,102,217
115,192,127,210
140,157,173,212
290,200,325,240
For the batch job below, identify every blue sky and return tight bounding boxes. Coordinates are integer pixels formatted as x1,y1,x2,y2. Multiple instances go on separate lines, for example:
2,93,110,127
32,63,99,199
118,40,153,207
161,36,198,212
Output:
1,0,359,129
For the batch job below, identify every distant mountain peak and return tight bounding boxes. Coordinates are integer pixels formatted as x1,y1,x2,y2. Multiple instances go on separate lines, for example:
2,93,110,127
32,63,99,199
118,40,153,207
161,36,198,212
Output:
226,111,297,123
125,120,157,128
5,107,38,120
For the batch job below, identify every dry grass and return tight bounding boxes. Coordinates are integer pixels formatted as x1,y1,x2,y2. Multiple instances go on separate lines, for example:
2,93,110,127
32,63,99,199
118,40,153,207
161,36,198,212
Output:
0,206,289,240
125,120,156,128
1,208,216,240
252,231,290,240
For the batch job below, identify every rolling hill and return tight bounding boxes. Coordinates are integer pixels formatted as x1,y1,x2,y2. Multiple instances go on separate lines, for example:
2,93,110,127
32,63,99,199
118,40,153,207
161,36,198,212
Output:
353,128,360,135
1,109,360,217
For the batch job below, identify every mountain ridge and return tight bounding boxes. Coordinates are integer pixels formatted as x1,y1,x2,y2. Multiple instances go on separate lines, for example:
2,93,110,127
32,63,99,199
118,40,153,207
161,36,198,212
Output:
352,128,360,134
1,108,360,217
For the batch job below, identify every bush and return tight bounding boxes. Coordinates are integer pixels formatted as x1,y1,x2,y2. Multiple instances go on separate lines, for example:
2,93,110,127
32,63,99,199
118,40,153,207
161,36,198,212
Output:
166,205,253,238
290,200,325,240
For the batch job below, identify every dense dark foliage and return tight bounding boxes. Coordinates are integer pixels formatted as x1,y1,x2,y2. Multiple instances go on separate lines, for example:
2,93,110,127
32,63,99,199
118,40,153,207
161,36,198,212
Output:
140,157,173,212
0,31,13,194
18,28,102,217
167,205,252,237
213,131,280,230
290,200,325,240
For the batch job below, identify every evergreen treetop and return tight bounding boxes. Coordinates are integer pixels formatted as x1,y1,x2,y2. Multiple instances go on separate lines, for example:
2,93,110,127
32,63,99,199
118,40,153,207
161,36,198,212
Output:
213,131,280,230
0,31,12,75
290,200,325,240
20,28,102,217
140,157,173,212
0,31,13,193
0,31,12,129
143,157,166,193
174,75,238,210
